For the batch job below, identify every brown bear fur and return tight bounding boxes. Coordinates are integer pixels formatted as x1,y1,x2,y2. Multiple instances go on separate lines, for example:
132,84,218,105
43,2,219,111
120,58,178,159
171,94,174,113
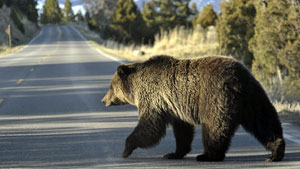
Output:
102,55,285,162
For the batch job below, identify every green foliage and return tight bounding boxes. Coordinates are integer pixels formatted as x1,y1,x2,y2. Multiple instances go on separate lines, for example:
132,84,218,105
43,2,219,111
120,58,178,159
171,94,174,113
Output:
216,0,256,68
250,0,300,93
140,0,192,44
109,0,145,43
197,4,217,29
152,0,192,31
88,15,101,32
75,9,84,22
40,0,62,24
141,1,159,43
85,11,91,22
0,0,4,8
10,6,25,34
1,0,38,23
84,11,101,32
63,0,74,23
173,0,192,27
108,0,192,44
191,2,199,28
23,0,38,23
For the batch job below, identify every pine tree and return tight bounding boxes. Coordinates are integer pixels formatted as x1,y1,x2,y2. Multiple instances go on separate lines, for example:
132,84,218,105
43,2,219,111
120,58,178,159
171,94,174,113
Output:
197,4,217,29
40,0,62,24
154,0,176,30
27,0,38,23
153,0,191,31
174,0,192,27
84,11,91,22
75,9,84,22
191,2,199,28
141,0,158,43
250,0,300,93
216,0,256,68
109,0,145,43
2,0,38,23
63,0,74,23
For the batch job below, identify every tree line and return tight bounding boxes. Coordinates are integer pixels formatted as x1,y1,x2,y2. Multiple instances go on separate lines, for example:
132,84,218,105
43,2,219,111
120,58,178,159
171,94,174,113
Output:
217,0,300,95
40,0,80,24
103,0,217,44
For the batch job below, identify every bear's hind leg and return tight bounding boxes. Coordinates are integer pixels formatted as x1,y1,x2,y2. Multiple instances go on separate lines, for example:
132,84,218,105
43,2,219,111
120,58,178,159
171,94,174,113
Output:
164,119,194,159
241,112,285,162
265,138,285,162
197,123,238,162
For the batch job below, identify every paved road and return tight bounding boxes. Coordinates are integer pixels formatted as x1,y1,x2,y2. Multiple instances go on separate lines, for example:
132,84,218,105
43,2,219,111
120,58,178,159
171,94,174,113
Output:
0,25,299,168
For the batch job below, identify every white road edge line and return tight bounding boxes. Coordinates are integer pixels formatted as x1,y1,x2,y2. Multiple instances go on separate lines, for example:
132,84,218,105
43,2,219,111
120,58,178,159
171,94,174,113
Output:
284,133,300,144
69,25,126,64
282,123,300,144
28,29,44,45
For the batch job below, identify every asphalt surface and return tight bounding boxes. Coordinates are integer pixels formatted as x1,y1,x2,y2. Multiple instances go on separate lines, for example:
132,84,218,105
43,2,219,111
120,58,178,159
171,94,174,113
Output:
0,25,300,168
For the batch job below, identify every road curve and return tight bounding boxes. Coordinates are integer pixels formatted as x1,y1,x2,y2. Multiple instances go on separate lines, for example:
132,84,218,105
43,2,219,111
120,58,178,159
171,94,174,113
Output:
0,25,299,168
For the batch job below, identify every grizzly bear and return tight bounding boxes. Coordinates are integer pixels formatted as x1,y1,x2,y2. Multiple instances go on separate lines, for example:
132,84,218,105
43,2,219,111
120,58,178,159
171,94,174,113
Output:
102,55,285,162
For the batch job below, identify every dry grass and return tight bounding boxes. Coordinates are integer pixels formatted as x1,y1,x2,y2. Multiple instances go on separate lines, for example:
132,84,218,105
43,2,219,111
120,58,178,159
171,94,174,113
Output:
72,22,219,61
273,100,300,124
0,44,24,57
274,100,300,113
99,26,219,61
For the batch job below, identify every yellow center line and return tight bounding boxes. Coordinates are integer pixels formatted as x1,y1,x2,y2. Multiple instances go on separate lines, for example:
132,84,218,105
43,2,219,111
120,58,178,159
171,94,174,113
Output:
0,98,4,104
56,26,62,41
16,79,24,84
20,26,62,84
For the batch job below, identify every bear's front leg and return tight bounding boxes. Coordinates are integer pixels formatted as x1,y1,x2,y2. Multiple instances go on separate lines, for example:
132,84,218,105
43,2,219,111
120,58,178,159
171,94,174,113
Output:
123,135,138,158
164,119,194,159
122,112,167,158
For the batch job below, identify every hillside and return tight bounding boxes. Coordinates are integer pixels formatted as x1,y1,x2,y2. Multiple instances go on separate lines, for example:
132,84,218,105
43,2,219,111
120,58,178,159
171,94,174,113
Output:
0,5,39,52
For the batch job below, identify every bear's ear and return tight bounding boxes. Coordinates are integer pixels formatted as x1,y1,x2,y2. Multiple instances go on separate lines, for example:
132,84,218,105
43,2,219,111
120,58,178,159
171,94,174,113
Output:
117,64,135,77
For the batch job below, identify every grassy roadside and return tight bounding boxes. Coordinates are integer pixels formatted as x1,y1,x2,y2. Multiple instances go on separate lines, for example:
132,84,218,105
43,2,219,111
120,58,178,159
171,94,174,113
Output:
274,100,300,125
73,23,219,62
0,45,25,57
99,26,219,62
0,28,41,57
73,22,300,126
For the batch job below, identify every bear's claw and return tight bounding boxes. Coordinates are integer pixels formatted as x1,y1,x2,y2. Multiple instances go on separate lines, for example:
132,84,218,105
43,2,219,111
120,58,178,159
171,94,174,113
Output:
122,149,133,158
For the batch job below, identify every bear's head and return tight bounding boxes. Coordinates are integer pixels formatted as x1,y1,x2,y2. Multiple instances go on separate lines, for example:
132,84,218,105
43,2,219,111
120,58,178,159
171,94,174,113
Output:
102,64,135,107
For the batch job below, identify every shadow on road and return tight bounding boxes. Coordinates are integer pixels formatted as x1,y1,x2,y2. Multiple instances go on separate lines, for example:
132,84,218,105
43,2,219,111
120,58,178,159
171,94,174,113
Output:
0,61,136,115
0,60,140,167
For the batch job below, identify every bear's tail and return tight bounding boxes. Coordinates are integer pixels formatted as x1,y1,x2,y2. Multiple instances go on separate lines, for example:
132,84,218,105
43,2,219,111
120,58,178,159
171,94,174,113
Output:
240,80,285,162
